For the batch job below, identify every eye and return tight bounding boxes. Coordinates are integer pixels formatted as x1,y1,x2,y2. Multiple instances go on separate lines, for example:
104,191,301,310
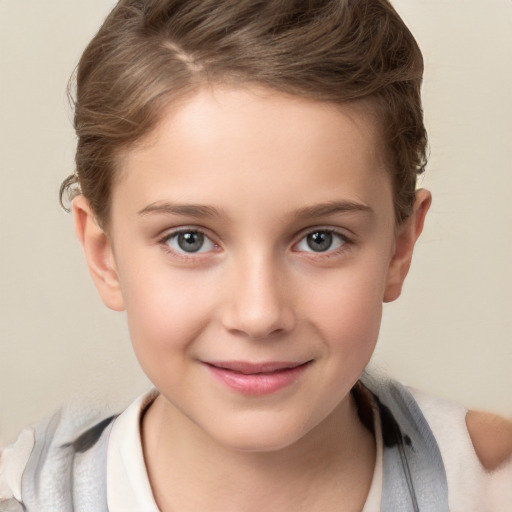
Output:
295,230,347,253
164,230,216,254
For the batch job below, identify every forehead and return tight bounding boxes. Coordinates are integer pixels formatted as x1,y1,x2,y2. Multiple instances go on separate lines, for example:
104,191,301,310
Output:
112,86,393,224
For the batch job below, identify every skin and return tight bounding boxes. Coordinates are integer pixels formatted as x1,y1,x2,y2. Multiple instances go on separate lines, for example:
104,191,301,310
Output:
466,411,512,471
74,86,431,511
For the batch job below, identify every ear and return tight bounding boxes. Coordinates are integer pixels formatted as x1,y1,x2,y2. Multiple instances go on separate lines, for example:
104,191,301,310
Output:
72,196,125,311
383,189,431,303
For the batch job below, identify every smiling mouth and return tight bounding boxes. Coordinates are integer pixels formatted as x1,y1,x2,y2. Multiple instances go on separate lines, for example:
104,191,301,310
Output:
205,360,312,374
203,360,313,395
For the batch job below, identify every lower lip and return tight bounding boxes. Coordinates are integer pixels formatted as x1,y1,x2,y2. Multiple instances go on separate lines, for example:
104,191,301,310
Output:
205,362,311,396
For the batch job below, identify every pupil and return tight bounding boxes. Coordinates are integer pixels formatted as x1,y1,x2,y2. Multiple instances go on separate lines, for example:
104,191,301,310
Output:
307,231,332,252
178,232,204,252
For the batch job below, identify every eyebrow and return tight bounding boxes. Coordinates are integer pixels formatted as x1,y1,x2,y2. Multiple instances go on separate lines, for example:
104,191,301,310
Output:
138,202,222,219
293,201,374,219
137,200,373,220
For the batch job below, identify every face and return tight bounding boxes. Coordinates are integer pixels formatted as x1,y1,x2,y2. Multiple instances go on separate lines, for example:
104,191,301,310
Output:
76,86,427,452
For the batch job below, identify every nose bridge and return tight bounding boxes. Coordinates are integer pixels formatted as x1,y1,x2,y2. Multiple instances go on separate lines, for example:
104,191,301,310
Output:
221,247,295,339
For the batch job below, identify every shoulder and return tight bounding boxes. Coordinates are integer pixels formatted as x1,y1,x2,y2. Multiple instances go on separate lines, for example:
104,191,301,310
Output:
466,411,512,511
466,410,512,471
0,405,117,507
410,387,512,470
410,387,512,509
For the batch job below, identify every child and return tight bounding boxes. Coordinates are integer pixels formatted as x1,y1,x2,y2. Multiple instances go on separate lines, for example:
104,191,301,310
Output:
1,0,511,510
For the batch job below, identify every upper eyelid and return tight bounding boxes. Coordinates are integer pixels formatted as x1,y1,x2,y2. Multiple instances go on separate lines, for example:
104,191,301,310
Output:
156,225,353,248
158,228,219,260
295,226,352,242
158,227,219,254
159,226,216,242
290,228,353,256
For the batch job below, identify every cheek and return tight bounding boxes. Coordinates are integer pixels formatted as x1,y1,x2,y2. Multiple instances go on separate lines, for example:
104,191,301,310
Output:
302,254,389,354
321,284,382,350
119,264,215,364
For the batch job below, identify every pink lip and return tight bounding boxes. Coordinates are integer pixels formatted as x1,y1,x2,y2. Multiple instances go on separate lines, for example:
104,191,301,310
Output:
204,360,312,396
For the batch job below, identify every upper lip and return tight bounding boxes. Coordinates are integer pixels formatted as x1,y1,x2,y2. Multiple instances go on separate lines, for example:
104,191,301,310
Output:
204,361,311,374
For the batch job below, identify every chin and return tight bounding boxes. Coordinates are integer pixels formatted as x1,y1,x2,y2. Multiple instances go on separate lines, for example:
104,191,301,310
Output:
208,418,312,454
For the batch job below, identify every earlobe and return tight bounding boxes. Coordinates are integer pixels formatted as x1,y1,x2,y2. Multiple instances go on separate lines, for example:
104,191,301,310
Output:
72,196,125,311
383,189,431,303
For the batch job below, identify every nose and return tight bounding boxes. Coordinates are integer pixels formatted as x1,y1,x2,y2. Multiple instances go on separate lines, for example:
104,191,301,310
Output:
220,253,296,340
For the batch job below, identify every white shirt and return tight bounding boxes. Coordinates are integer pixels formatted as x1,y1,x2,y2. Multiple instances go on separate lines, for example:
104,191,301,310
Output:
107,390,160,511
106,390,384,512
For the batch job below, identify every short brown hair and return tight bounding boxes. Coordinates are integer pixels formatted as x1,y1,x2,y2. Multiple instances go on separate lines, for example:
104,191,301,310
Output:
61,0,427,226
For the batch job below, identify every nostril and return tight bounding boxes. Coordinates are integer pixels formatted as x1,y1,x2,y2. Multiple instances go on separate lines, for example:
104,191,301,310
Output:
221,310,295,340
219,265,297,338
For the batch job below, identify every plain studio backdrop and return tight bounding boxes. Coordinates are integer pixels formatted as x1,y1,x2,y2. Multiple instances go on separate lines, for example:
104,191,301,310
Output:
0,0,511,443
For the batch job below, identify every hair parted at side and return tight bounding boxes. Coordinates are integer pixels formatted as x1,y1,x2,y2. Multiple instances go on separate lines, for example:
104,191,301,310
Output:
60,0,427,226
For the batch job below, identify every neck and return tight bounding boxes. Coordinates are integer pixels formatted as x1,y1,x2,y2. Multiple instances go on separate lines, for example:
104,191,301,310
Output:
142,393,375,512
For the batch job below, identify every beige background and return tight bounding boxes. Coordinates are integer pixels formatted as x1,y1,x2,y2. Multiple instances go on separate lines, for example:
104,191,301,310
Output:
0,0,511,443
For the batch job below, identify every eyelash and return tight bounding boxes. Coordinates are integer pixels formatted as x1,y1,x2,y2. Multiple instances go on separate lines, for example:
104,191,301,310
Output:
157,227,353,261
158,228,220,261
293,228,353,259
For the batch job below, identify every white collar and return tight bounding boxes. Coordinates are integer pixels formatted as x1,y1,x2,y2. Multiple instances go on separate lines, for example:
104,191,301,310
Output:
106,389,382,511
107,389,160,512
361,396,383,511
